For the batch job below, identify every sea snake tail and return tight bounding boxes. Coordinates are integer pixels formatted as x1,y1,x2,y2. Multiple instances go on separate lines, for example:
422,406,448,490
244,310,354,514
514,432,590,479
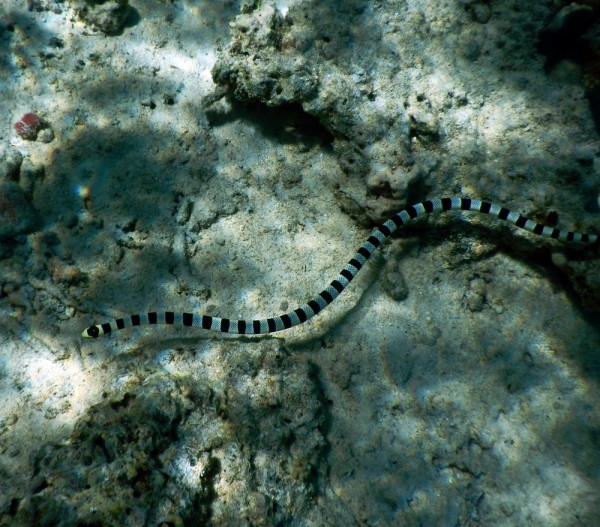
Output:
82,197,598,338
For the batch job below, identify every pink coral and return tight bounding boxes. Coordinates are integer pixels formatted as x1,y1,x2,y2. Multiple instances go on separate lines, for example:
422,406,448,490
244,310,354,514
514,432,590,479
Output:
14,113,43,140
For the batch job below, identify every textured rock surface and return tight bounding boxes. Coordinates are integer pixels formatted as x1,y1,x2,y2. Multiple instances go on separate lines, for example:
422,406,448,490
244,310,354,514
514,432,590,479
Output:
13,352,326,526
0,1,599,526
0,183,38,240
74,0,131,36
0,146,22,182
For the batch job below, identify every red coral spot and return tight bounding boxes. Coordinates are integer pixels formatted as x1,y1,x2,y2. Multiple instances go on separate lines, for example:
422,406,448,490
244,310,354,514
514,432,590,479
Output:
14,121,26,136
21,113,40,126
14,112,43,140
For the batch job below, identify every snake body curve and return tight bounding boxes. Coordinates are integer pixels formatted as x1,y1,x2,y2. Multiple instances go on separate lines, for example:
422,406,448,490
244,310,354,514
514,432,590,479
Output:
82,197,598,338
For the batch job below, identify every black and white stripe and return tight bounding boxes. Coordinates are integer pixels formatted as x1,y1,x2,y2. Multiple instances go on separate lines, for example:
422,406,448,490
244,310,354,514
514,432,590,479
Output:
82,198,597,338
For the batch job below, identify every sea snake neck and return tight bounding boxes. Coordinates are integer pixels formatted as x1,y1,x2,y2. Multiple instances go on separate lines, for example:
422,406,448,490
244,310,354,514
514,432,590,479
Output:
82,197,597,338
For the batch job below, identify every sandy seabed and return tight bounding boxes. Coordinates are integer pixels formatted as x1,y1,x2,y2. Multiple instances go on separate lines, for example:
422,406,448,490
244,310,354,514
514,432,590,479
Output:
1,1,599,525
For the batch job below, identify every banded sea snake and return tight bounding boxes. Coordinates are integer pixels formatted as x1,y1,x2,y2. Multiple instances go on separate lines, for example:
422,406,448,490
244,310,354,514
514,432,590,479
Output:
82,197,598,338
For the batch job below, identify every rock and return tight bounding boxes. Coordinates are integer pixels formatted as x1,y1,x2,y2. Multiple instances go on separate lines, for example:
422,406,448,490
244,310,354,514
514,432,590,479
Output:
0,146,22,182
468,2,492,24
75,0,131,36
0,183,38,240
212,3,318,106
37,127,55,143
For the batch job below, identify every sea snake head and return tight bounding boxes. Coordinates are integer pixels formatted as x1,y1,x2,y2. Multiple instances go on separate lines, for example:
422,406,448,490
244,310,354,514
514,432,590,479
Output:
82,325,101,338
